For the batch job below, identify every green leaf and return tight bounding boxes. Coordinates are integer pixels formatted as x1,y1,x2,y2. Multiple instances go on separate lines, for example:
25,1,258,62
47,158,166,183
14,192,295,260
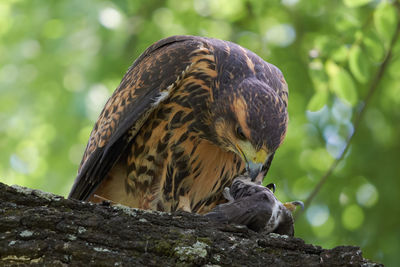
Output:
309,59,329,92
343,0,372,8
307,90,328,111
326,61,358,106
373,2,398,44
363,30,385,62
331,45,349,63
388,58,400,78
349,45,370,83
325,60,340,77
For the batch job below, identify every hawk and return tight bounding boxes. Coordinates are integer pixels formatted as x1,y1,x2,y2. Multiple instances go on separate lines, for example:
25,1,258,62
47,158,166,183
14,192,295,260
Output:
68,35,289,214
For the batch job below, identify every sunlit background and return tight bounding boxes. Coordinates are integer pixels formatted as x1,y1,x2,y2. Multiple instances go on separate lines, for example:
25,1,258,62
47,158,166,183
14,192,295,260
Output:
1,0,399,265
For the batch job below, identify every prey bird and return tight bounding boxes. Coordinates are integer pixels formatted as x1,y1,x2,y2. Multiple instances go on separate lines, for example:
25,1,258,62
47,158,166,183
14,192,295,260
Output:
205,176,304,234
68,35,289,214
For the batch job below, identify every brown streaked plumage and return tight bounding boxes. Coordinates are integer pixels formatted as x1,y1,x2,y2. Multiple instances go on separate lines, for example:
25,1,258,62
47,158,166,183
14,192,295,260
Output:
68,35,289,214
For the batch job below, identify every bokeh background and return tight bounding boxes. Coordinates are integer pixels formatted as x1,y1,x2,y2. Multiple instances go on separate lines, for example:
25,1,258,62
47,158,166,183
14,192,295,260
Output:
1,0,399,265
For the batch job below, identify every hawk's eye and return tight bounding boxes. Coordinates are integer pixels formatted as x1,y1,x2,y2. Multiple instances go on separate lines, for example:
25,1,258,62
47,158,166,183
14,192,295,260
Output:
236,126,246,140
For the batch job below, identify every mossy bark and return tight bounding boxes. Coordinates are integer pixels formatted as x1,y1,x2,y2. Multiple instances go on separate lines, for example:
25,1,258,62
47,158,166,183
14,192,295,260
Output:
0,182,381,266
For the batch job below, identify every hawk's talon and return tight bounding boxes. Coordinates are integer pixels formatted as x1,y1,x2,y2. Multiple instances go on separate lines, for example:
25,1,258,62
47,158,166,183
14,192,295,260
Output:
283,201,304,212
266,183,276,193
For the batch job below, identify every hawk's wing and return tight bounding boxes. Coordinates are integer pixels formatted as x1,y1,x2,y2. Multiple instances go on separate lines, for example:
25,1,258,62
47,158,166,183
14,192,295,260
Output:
68,36,207,200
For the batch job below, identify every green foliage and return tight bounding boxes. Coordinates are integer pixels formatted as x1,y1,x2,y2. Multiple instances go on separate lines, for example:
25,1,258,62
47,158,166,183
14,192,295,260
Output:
374,2,398,44
326,60,358,106
349,45,370,83
0,0,399,265
344,0,373,8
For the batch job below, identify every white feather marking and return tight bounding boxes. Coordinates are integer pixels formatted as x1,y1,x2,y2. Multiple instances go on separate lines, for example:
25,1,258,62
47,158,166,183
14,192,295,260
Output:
152,91,170,106
265,199,281,232
151,62,194,107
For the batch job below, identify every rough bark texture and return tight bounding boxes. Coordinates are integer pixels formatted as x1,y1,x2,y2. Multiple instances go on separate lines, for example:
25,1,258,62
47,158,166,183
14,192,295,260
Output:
0,182,381,266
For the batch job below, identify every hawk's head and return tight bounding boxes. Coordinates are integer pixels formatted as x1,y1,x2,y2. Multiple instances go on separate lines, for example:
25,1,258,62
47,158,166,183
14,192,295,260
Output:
212,63,289,182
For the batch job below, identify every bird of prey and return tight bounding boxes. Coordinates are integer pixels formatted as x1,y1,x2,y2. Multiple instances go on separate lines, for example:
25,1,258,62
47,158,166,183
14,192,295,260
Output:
205,176,303,234
68,35,289,214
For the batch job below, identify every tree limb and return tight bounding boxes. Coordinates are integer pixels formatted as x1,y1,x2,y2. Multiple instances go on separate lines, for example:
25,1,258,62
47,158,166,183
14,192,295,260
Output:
0,182,381,266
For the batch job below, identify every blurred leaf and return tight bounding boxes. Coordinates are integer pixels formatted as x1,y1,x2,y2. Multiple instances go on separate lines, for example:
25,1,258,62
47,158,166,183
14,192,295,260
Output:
373,2,398,44
210,0,246,21
308,90,328,111
331,45,349,63
341,204,364,230
309,59,328,92
349,45,370,83
388,58,400,78
362,30,385,62
343,0,372,8
313,35,340,58
326,61,358,106
312,216,335,238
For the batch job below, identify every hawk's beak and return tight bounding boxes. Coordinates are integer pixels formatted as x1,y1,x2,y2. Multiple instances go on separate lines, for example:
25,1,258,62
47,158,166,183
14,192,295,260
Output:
235,143,271,182
246,161,264,181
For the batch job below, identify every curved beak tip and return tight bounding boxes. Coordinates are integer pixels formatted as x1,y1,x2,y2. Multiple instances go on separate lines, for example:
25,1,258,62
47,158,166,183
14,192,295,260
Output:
246,162,264,181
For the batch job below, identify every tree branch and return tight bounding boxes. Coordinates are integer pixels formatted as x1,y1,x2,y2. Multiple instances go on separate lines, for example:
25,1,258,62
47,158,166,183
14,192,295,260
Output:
0,182,382,266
